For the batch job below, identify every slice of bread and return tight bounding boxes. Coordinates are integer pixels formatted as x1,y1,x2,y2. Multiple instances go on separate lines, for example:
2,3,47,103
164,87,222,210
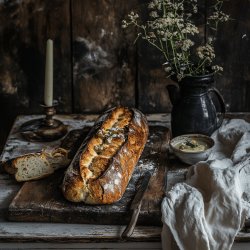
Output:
3,148,70,182
14,154,53,181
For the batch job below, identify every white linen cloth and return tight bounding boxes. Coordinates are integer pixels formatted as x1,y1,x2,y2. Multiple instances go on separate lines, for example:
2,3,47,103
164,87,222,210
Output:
161,119,250,250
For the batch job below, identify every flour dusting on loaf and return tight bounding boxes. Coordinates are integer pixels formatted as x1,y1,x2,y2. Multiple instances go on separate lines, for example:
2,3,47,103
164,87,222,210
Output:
62,107,149,204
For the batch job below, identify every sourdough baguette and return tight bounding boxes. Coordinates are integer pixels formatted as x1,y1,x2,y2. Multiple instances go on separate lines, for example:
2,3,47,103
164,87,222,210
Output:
3,148,70,182
62,107,149,204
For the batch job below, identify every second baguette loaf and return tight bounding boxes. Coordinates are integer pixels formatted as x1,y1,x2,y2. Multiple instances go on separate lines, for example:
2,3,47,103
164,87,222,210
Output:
62,107,148,204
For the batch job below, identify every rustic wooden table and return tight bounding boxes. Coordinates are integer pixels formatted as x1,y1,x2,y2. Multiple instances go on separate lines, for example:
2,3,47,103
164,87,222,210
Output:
0,113,250,250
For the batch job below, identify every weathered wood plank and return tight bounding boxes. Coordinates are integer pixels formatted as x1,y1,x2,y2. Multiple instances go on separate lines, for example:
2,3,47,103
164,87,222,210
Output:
137,43,172,113
71,0,138,113
0,176,21,219
0,0,72,113
0,220,249,244
0,0,72,156
136,0,171,113
0,222,161,243
207,0,250,111
0,242,248,250
0,242,162,250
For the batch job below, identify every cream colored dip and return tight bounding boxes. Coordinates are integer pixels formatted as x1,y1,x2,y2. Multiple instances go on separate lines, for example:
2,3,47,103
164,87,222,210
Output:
177,139,209,153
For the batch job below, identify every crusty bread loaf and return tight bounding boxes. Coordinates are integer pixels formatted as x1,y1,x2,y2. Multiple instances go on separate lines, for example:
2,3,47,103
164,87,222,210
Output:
3,148,70,182
62,107,149,204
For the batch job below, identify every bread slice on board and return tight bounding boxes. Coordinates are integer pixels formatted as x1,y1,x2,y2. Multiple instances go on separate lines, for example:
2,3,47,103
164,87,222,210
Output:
3,148,70,182
2,128,89,182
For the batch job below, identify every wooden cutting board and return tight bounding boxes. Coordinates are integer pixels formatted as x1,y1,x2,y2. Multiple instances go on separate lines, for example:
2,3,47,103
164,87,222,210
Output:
7,125,170,226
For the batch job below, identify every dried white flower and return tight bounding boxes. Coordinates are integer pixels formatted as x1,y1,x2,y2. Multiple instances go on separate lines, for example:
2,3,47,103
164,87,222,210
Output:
193,4,198,13
209,11,230,22
164,66,172,73
212,65,223,72
148,2,156,9
207,36,214,44
177,73,184,82
182,23,199,35
182,39,194,51
197,44,215,62
150,11,158,18
149,32,156,38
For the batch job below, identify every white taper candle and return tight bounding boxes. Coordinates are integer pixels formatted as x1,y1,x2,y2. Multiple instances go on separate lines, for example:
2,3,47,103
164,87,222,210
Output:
44,39,53,106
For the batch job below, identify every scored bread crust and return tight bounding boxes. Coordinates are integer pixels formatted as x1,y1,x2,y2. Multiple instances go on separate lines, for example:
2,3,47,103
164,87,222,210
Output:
62,107,149,204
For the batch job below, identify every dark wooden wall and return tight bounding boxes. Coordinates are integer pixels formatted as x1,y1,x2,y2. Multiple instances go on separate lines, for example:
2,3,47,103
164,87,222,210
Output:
0,0,250,150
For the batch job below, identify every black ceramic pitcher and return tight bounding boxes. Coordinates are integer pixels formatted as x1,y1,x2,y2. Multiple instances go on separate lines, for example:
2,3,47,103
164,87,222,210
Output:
167,73,225,137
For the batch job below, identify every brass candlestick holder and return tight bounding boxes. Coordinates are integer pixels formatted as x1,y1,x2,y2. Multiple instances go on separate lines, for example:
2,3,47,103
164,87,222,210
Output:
20,101,68,142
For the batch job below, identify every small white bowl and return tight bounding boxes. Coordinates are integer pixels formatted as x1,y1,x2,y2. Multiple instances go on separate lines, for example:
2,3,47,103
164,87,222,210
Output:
169,134,215,165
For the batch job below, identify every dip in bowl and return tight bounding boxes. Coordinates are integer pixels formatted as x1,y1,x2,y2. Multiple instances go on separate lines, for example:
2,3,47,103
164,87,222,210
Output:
170,134,215,165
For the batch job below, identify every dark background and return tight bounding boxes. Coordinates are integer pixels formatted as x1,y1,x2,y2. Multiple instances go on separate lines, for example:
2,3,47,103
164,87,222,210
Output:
0,0,250,151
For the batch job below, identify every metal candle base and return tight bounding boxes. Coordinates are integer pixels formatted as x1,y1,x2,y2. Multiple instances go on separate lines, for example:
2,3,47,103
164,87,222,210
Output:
20,102,68,142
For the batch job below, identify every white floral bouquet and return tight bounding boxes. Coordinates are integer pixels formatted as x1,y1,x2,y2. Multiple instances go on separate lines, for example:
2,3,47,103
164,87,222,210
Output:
122,0,229,81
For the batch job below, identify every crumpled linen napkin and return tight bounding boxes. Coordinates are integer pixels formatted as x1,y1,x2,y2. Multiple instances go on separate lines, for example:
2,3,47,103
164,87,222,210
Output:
161,119,250,250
